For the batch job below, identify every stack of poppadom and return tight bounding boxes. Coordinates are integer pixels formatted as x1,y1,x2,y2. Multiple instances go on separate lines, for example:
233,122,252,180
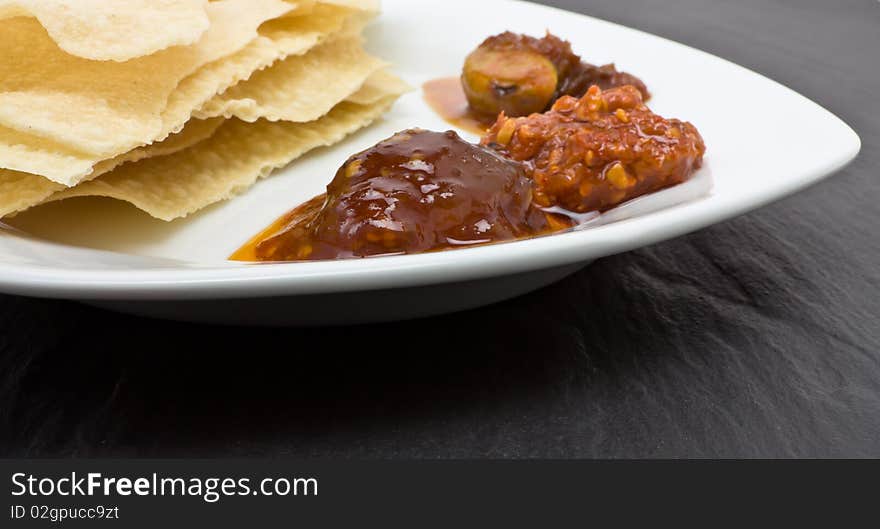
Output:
0,0,408,220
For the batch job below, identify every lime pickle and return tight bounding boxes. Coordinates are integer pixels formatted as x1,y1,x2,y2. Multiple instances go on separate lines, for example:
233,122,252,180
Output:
460,31,650,119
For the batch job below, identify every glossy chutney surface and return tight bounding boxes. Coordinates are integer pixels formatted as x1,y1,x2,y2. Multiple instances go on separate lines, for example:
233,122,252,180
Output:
237,129,554,262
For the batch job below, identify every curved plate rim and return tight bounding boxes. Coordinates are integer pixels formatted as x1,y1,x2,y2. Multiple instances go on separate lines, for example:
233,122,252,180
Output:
0,0,861,300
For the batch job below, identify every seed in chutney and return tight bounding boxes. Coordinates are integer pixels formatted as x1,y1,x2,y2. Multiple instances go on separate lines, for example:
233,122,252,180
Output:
250,129,551,261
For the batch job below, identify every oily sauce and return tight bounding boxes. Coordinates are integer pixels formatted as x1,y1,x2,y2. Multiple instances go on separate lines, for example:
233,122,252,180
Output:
422,77,495,135
229,195,327,262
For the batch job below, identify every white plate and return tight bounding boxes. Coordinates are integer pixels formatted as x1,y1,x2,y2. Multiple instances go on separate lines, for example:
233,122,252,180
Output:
0,0,860,325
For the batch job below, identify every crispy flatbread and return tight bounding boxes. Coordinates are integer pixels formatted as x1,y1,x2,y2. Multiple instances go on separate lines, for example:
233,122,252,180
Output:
196,37,386,122
0,0,292,183
0,118,224,217
0,0,211,61
44,73,408,220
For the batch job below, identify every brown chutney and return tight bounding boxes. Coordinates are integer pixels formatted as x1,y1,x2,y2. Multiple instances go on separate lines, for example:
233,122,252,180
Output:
238,129,553,261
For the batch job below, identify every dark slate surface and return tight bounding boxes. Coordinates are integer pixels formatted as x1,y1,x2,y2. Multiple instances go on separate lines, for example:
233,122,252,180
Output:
1,0,878,458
